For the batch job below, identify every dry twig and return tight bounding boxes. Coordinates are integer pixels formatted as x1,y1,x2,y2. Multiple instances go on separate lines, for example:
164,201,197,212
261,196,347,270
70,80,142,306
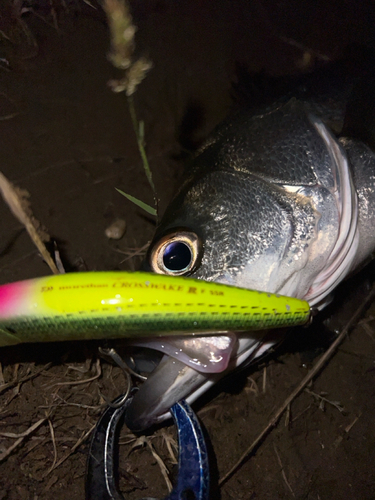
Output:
128,434,173,491
115,241,150,263
47,359,101,388
0,417,48,462
0,362,53,395
262,366,267,393
146,439,173,492
273,444,295,497
345,413,361,433
304,388,344,413
46,417,58,475
245,376,259,397
160,429,178,465
44,423,96,475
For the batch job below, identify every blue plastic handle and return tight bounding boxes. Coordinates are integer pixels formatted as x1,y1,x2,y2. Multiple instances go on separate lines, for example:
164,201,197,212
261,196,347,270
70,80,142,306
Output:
85,395,210,500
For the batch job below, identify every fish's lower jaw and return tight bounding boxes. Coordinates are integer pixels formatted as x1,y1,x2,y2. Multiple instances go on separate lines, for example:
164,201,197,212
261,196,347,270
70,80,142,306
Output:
125,357,208,431
125,333,277,431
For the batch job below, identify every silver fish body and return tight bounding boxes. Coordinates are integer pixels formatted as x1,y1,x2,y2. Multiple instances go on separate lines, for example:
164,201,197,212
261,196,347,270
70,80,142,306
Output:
125,76,375,431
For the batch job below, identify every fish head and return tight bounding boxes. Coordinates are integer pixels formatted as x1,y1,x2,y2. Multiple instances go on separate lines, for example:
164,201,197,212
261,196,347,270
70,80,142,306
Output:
125,101,360,431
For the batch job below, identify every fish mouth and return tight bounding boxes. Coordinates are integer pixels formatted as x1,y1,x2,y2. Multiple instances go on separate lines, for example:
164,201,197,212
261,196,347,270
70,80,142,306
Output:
124,331,277,431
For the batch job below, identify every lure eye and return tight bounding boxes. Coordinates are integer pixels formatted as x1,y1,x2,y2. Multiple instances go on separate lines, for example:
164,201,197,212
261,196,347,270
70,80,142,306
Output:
149,231,201,276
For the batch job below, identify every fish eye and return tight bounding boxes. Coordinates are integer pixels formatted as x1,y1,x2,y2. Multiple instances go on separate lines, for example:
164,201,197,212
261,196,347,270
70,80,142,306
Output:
163,241,191,271
149,231,201,275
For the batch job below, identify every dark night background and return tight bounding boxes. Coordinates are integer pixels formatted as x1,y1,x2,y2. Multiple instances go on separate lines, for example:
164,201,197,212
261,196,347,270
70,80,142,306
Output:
0,1,375,498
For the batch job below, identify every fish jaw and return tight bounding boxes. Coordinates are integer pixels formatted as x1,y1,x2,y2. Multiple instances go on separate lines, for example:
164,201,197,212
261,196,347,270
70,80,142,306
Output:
124,356,208,431
125,333,272,431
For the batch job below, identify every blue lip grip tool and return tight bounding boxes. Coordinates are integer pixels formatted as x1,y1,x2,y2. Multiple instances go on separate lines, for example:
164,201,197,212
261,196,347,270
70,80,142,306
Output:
85,394,209,500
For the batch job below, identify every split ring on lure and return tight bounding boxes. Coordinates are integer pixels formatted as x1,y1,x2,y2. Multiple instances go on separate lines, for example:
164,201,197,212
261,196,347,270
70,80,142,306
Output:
0,271,311,346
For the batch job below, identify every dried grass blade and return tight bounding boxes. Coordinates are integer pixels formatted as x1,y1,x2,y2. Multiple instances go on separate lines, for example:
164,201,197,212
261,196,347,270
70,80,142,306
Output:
0,171,59,274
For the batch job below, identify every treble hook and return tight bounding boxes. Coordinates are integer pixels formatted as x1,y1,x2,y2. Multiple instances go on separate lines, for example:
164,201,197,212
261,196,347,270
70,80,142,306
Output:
85,394,209,500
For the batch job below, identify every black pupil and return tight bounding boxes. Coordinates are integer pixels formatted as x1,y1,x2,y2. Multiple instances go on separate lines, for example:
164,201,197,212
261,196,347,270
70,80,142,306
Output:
163,241,192,271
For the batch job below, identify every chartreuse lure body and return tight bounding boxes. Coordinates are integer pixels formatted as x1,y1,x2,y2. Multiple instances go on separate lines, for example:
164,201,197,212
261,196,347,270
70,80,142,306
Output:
0,271,310,346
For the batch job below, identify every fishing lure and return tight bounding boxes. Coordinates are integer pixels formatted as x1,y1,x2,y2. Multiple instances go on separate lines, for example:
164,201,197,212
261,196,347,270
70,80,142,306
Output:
0,271,310,346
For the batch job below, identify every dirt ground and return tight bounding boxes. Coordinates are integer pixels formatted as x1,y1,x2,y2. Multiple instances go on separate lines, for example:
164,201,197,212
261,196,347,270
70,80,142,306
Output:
0,1,375,499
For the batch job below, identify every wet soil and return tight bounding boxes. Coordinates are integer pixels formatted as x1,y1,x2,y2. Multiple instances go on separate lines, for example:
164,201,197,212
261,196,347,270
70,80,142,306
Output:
0,1,375,499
